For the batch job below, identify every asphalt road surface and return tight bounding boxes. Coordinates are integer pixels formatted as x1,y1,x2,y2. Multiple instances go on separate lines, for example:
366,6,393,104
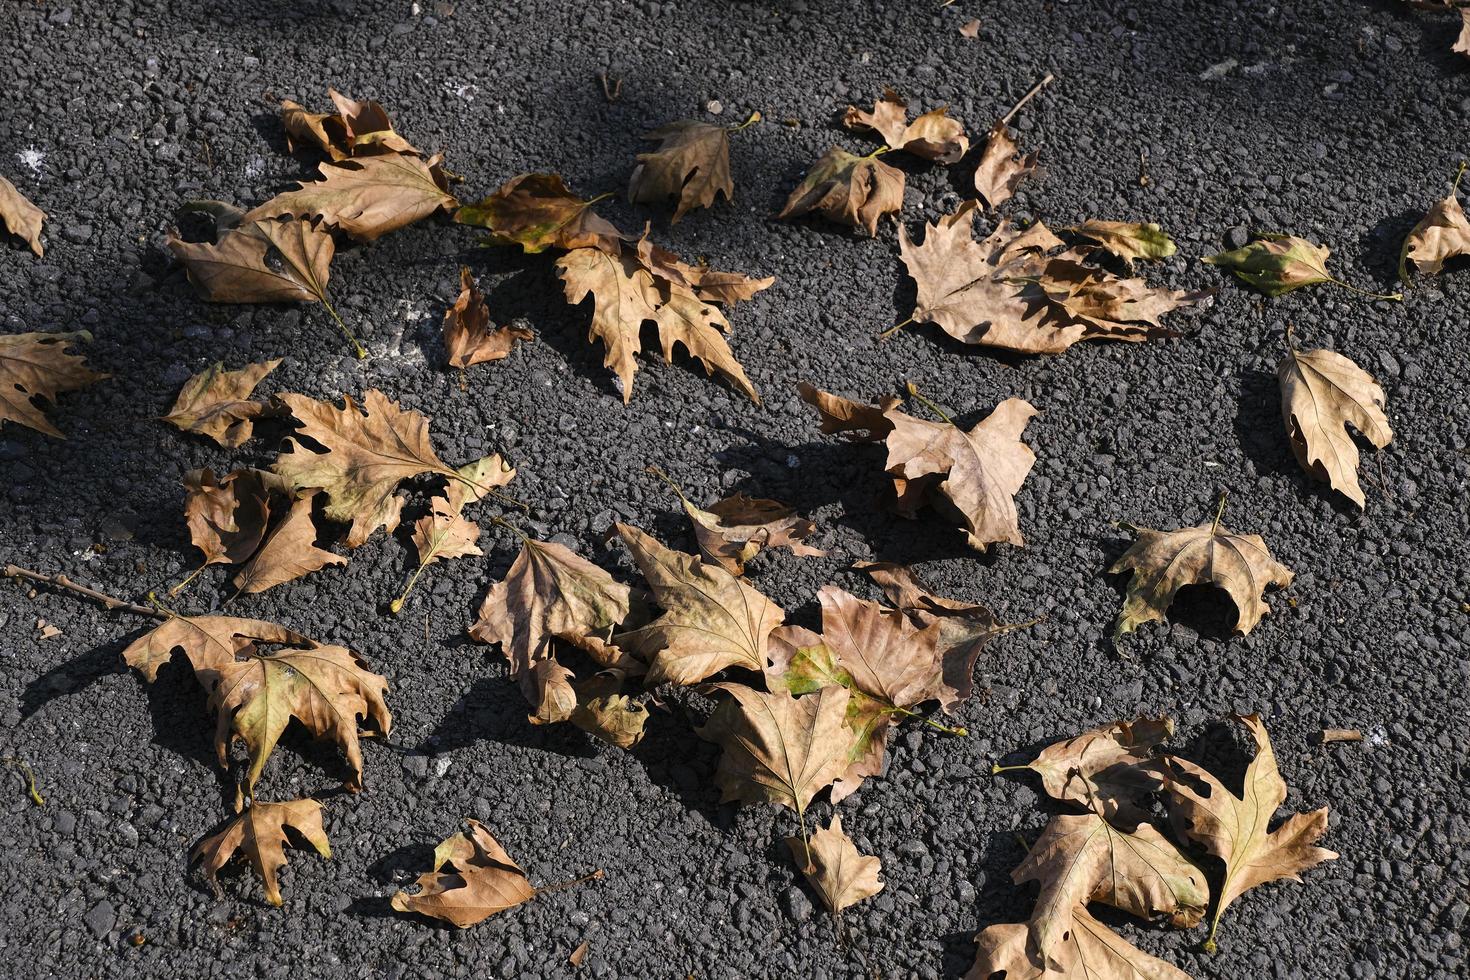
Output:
1,1,1467,977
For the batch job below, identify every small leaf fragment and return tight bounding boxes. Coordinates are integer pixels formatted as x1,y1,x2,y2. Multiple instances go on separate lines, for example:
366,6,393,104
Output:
443,266,533,369
1068,220,1177,265
843,89,969,163
682,492,825,574
232,491,347,595
180,467,278,570
1005,716,1174,826
390,821,538,927
1399,166,1470,280
0,174,45,256
455,172,621,253
973,122,1037,210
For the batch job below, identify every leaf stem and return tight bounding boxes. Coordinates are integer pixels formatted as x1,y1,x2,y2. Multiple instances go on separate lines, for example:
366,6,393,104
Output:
796,805,813,870
890,706,968,736
443,469,529,512
2,757,44,806
321,297,368,360
489,514,530,542
863,144,893,160
169,565,205,596
2,564,166,620
1000,72,1056,126
1452,159,1467,196
390,562,428,615
877,315,915,341
536,868,606,897
729,110,762,133
991,762,1031,775
584,191,614,207
904,382,953,424
1209,492,1228,536
1326,278,1402,302
644,464,690,504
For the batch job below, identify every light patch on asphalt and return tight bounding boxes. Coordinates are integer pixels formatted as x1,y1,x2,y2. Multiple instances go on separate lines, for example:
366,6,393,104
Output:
17,147,45,174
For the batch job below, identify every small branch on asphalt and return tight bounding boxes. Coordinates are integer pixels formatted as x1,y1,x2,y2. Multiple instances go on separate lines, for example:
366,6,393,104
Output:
3,564,167,620
1001,72,1056,126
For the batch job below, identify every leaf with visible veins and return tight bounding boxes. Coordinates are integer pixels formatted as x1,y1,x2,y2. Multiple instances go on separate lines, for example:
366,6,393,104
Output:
455,173,622,253
121,614,312,681
973,121,1038,209
192,799,331,907
1001,716,1174,827
1110,509,1293,639
390,820,539,927
443,266,533,369
1067,220,1178,266
0,174,45,256
1277,346,1392,507
843,89,969,163
1165,714,1337,952
615,523,785,687
232,491,347,595
1400,165,1470,280
680,492,824,575
786,814,884,915
162,359,282,447
779,146,905,236
0,331,107,438
628,119,735,222
967,906,1193,980
569,670,649,749
169,218,335,306
245,154,457,242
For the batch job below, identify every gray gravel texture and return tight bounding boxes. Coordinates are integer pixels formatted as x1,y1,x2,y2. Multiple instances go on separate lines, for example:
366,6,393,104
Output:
2,0,1469,978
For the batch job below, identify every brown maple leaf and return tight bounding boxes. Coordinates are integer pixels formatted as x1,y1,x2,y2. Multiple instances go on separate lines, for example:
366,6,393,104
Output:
0,331,107,438
281,88,422,161
699,682,853,819
996,716,1174,827
1400,164,1470,280
615,523,785,687
273,390,485,548
469,535,637,725
192,799,331,907
394,455,515,613
1278,346,1392,507
455,173,622,253
973,121,1038,209
162,358,282,447
628,118,738,222
1110,501,1294,640
779,146,905,236
390,820,539,927
443,266,533,369
786,814,884,916
1015,812,1207,967
569,670,649,749
795,381,899,439
661,481,823,575
180,467,279,571
121,614,313,681
169,218,335,305
232,490,347,595
843,89,969,163
1165,714,1337,951
967,907,1192,980
0,174,45,257
1067,220,1178,265
245,154,458,241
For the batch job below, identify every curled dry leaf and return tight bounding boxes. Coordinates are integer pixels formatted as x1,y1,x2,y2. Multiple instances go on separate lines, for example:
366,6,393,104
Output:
443,266,533,369
1109,506,1293,639
1015,813,1207,968
470,536,636,725
778,146,904,236
390,820,538,927
973,122,1037,209
245,154,458,242
843,89,969,163
0,174,45,257
273,390,475,548
615,523,785,687
180,467,277,570
555,243,758,404
162,358,282,447
679,491,824,575
0,331,107,438
281,88,421,161
700,683,853,819
786,814,884,915
455,172,621,253
569,670,649,749
233,491,347,595
169,218,335,305
1000,716,1174,827
967,907,1192,980
1204,233,1398,300
1165,714,1337,952
122,614,391,799
1278,347,1392,507
1068,220,1177,265
628,119,735,222
192,799,331,907
1399,165,1470,280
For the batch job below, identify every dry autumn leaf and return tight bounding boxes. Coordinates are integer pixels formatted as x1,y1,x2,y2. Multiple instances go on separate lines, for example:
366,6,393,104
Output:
281,88,422,161
615,523,785,687
1014,813,1207,967
555,243,759,404
1204,233,1401,300
443,266,533,368
1399,163,1470,281
1110,500,1294,640
394,455,516,612
192,799,331,907
162,358,282,447
685,493,825,575
455,172,621,253
628,116,750,222
121,614,312,681
470,535,637,725
0,174,45,256
245,154,458,242
995,716,1174,827
778,146,904,236
569,670,649,749
1068,220,1177,265
1277,346,1392,507
786,814,884,915
968,906,1192,980
973,121,1038,210
0,331,107,438
390,820,538,927
843,90,969,163
1459,9,1470,56
1165,714,1337,951
959,18,981,38
232,491,347,595
700,682,853,821
179,468,278,572
273,390,493,548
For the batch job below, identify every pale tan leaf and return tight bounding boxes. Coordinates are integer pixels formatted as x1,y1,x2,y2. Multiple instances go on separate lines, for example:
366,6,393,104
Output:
0,331,107,438
391,820,538,927
0,174,45,256
786,814,884,915
192,799,331,907
245,154,457,241
973,122,1038,209
1277,347,1392,507
162,359,281,447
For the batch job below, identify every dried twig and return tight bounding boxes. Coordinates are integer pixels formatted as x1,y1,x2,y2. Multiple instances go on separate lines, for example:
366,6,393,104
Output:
3,564,166,620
